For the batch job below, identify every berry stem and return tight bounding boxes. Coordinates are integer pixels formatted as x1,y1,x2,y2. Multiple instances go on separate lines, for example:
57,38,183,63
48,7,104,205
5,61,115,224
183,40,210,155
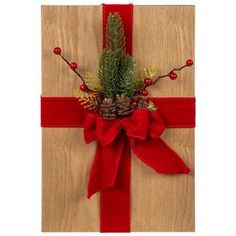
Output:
138,63,189,93
59,54,90,90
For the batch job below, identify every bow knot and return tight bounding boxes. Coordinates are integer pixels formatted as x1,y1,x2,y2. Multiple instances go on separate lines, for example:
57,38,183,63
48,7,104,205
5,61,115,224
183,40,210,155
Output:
85,109,165,145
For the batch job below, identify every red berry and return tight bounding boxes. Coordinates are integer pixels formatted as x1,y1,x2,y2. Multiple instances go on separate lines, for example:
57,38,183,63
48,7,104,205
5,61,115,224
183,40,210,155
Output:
144,78,152,85
141,89,148,96
80,84,87,91
131,101,138,107
169,72,177,80
186,59,193,66
70,62,77,70
53,47,61,55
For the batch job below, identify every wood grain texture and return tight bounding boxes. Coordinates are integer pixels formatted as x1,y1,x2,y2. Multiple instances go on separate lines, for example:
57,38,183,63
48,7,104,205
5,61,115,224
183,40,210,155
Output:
131,6,195,232
42,5,195,232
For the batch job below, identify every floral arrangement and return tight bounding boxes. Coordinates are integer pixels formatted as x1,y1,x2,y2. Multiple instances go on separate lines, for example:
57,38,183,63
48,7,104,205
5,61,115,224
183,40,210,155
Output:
53,13,193,120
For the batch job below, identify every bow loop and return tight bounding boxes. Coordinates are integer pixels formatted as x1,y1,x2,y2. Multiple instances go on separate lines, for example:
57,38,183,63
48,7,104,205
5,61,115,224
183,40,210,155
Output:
148,111,165,138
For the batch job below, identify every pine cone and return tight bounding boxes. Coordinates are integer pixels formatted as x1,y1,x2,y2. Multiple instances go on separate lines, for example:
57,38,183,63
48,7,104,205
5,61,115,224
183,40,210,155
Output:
115,94,134,116
100,98,117,120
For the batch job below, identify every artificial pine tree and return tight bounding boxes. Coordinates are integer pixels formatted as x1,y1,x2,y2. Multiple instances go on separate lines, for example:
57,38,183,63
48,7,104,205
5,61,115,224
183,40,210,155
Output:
98,13,136,118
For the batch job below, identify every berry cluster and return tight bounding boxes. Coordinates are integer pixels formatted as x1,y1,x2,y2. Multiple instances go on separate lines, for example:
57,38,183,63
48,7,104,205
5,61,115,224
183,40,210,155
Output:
54,47,88,92
53,13,193,119
137,59,194,97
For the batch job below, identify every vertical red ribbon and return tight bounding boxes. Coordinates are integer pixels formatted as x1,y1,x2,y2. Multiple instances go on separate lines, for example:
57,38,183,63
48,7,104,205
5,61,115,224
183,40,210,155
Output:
100,4,133,232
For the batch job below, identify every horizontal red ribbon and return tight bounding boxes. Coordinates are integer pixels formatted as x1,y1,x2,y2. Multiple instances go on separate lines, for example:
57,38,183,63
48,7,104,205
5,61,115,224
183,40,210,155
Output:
41,96,195,128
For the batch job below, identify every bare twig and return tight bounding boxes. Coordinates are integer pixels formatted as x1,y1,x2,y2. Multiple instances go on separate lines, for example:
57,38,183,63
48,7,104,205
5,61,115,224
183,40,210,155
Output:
59,54,87,86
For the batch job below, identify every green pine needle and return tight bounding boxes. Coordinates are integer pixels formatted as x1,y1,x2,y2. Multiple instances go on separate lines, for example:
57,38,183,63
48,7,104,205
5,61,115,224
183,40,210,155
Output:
117,54,136,98
98,13,136,99
106,13,126,52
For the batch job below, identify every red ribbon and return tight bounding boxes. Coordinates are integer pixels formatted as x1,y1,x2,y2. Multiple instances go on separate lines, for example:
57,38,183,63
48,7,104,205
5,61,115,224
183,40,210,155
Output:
41,97,195,128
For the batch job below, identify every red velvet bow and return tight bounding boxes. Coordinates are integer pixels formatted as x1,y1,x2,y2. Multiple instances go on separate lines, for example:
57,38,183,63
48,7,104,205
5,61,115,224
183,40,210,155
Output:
84,109,190,198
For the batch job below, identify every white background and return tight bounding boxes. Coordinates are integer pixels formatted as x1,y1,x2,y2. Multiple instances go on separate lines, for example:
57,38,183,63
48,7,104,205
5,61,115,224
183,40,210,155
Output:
0,0,236,235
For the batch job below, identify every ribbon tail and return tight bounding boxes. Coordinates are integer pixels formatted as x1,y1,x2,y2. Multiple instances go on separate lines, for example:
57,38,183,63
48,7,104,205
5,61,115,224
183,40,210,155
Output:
87,133,125,199
130,137,191,174
100,133,131,232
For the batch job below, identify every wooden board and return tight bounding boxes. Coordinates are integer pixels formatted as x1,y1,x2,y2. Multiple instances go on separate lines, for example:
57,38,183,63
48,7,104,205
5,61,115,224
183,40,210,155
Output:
42,5,195,232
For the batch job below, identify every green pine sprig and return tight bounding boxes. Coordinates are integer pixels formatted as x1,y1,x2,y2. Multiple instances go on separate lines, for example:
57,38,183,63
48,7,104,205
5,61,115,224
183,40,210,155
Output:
106,13,126,52
99,13,136,99
98,49,122,98
117,54,136,98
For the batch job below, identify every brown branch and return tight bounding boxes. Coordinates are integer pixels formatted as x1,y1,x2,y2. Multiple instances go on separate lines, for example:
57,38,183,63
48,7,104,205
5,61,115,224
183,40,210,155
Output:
59,54,87,85
57,53,95,94
138,63,189,92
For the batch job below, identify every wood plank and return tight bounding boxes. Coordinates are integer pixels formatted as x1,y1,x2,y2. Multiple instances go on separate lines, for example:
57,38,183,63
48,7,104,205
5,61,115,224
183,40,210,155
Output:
41,6,102,232
42,5,194,232
131,5,195,232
